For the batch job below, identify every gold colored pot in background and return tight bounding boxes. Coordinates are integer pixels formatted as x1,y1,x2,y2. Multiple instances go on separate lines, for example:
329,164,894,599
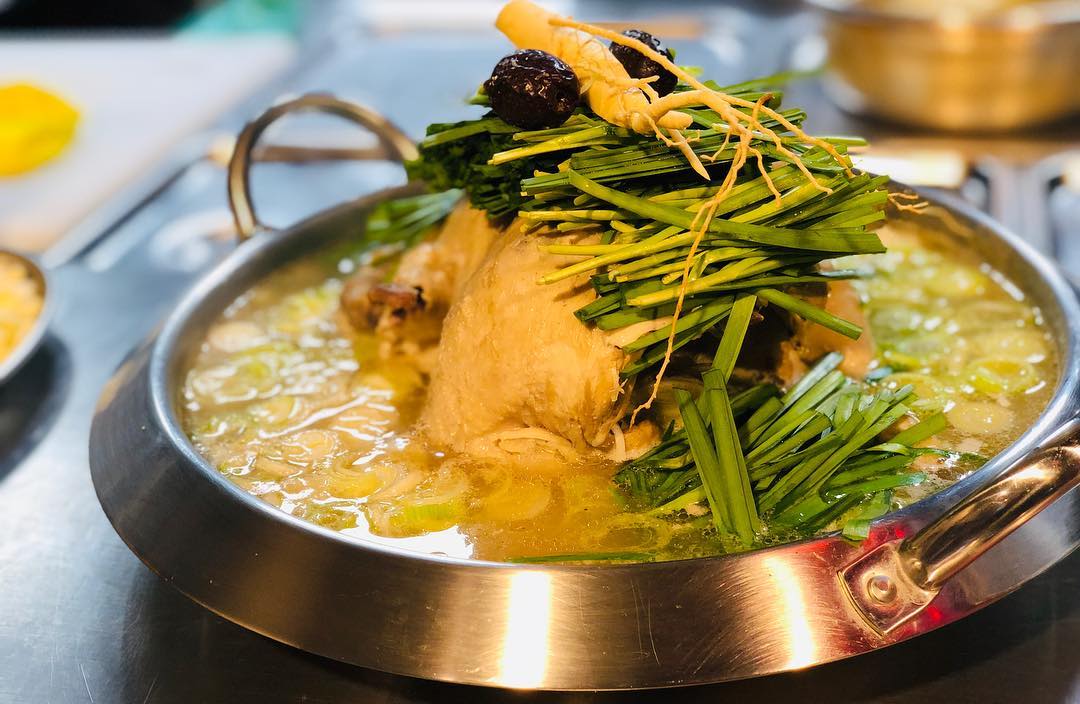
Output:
807,0,1080,131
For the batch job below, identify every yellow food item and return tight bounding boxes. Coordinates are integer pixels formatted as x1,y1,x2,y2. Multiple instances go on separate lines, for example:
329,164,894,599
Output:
964,357,1039,395
0,254,44,363
947,400,1016,436
0,83,79,177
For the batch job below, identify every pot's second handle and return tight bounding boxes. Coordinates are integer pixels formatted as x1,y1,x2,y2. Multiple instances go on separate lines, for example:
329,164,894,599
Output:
227,93,418,241
841,424,1080,634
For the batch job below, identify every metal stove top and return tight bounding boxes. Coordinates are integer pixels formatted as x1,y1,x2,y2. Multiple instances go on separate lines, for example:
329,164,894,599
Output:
2,6,1079,702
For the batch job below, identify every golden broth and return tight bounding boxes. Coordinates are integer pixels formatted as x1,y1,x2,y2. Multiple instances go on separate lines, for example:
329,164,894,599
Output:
181,224,1057,562
851,224,1056,472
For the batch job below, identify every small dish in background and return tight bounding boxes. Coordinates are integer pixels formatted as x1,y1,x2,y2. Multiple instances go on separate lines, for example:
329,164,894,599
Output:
0,251,51,385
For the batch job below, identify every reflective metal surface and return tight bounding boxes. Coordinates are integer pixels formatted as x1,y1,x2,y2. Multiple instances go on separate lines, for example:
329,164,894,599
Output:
842,436,1080,634
227,93,419,241
0,250,51,387
89,147,1080,686
808,0,1080,131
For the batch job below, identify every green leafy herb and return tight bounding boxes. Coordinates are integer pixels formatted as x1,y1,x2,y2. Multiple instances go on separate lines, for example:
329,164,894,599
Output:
620,354,955,547
365,188,464,246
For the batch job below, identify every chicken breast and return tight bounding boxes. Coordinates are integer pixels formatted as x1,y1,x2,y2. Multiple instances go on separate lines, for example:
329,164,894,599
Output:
420,223,629,454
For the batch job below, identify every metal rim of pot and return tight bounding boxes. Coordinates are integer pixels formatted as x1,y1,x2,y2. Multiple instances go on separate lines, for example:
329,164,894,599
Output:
90,94,1080,690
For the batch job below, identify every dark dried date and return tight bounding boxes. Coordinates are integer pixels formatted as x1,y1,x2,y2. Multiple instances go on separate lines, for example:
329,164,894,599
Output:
610,29,677,97
484,49,580,129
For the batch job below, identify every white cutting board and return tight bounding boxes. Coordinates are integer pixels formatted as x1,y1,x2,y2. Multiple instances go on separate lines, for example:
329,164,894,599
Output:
0,37,296,252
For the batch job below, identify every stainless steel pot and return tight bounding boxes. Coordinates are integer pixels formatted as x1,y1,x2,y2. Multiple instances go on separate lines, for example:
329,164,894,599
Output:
807,0,1080,131
90,95,1080,690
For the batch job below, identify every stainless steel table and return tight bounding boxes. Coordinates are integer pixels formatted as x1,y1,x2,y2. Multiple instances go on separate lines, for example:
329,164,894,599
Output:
2,6,1079,701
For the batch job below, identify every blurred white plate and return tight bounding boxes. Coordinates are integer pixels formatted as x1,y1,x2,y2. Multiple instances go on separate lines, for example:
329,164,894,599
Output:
0,36,296,252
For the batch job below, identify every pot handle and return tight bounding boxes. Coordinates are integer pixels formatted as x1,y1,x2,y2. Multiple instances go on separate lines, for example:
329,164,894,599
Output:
227,93,418,242
840,422,1080,634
